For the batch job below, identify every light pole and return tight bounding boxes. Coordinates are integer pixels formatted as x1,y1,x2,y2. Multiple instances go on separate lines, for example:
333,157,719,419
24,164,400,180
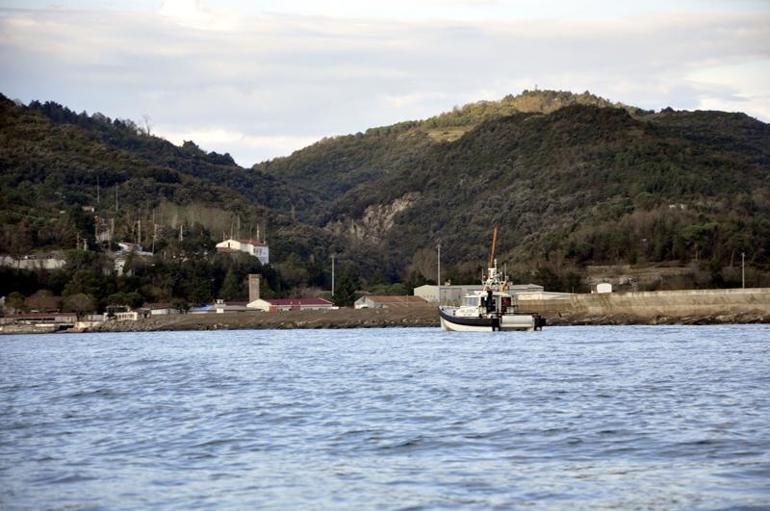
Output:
437,241,441,305
331,254,336,297
742,252,745,289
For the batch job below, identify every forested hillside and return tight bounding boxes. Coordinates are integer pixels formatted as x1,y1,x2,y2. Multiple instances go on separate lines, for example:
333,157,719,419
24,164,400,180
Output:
2,89,769,308
0,94,335,307
256,91,770,288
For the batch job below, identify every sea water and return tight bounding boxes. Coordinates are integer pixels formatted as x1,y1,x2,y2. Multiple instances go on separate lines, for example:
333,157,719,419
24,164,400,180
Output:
1,325,768,510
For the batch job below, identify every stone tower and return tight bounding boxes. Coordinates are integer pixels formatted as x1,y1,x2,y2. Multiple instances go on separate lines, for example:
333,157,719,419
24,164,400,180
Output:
248,274,261,303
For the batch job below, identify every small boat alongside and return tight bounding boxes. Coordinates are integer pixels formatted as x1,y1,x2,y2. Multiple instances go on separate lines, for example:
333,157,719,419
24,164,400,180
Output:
438,228,545,332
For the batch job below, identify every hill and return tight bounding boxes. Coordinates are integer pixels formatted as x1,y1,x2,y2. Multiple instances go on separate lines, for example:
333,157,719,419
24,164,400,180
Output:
0,94,336,305
2,89,769,300
0,95,333,256
254,91,770,287
252,90,626,201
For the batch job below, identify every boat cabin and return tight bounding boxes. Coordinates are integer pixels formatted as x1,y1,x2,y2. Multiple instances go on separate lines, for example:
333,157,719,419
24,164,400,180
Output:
459,289,516,316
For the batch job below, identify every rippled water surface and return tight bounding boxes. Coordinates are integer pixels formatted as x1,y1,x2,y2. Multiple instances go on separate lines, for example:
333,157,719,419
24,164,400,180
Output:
1,325,769,510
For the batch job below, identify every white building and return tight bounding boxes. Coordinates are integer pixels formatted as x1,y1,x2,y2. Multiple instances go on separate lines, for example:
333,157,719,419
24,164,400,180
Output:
213,299,250,313
113,243,154,276
0,253,66,270
354,295,427,309
414,283,545,304
141,303,179,316
114,311,139,321
216,238,269,265
595,283,613,294
247,298,334,312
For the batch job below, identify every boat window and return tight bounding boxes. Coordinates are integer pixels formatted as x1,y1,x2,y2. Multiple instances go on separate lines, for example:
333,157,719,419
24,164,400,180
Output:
464,296,477,307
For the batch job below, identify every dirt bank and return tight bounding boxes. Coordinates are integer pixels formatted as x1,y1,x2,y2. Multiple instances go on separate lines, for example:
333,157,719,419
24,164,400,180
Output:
88,305,440,332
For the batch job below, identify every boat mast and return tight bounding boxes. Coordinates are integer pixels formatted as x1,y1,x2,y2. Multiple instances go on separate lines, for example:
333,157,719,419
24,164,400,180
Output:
488,226,498,272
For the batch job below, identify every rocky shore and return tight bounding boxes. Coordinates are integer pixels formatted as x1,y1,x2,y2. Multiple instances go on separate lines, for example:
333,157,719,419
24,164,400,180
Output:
81,306,768,333
545,311,769,326
87,306,440,333
4,288,769,335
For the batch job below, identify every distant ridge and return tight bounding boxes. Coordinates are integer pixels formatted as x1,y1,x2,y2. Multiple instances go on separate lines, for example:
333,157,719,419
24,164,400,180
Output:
253,89,770,286
2,89,769,291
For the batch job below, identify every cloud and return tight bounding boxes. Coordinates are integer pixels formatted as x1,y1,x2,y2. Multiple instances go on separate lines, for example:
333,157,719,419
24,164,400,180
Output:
0,5,768,164
158,126,322,165
158,0,238,30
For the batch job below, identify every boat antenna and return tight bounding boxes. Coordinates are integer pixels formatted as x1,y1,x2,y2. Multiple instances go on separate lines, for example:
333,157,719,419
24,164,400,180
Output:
488,226,498,269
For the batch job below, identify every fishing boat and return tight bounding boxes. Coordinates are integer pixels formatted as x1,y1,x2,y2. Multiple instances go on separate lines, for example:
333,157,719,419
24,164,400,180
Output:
438,228,545,332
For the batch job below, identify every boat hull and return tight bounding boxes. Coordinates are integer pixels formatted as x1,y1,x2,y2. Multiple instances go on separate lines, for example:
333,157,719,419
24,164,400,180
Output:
439,307,541,332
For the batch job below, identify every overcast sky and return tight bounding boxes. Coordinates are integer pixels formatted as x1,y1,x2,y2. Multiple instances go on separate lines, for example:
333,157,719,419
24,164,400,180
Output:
1,1,769,166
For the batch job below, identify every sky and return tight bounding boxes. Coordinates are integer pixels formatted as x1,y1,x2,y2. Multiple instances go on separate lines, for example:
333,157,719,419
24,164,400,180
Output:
1,1,769,166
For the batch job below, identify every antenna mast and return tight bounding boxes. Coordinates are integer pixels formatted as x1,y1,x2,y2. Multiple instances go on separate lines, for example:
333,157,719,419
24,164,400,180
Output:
488,226,498,269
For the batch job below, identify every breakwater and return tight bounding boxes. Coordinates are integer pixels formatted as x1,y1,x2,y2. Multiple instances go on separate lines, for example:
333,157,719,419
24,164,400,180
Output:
519,287,770,325
4,289,768,335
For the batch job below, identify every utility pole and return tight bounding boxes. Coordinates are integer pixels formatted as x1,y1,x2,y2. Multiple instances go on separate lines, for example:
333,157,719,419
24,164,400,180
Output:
151,211,156,253
115,184,119,213
137,219,141,246
437,241,441,305
742,252,745,289
331,254,336,296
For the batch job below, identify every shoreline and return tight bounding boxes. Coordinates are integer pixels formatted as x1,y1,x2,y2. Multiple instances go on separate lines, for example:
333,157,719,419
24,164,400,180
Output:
4,288,770,335
2,307,768,335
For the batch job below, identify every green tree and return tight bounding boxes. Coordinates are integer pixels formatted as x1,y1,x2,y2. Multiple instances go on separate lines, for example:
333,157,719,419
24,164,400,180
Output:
107,291,144,308
63,269,106,300
533,266,562,291
125,291,145,308
25,290,61,312
333,272,358,307
171,298,190,313
220,268,241,300
63,293,97,318
5,291,26,313
67,206,95,243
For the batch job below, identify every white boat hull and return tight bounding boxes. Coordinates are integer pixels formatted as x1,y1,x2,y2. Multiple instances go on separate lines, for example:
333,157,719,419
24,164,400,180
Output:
439,307,540,332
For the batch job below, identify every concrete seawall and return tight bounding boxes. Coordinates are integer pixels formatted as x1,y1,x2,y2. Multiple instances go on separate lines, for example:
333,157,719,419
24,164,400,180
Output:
518,288,770,325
